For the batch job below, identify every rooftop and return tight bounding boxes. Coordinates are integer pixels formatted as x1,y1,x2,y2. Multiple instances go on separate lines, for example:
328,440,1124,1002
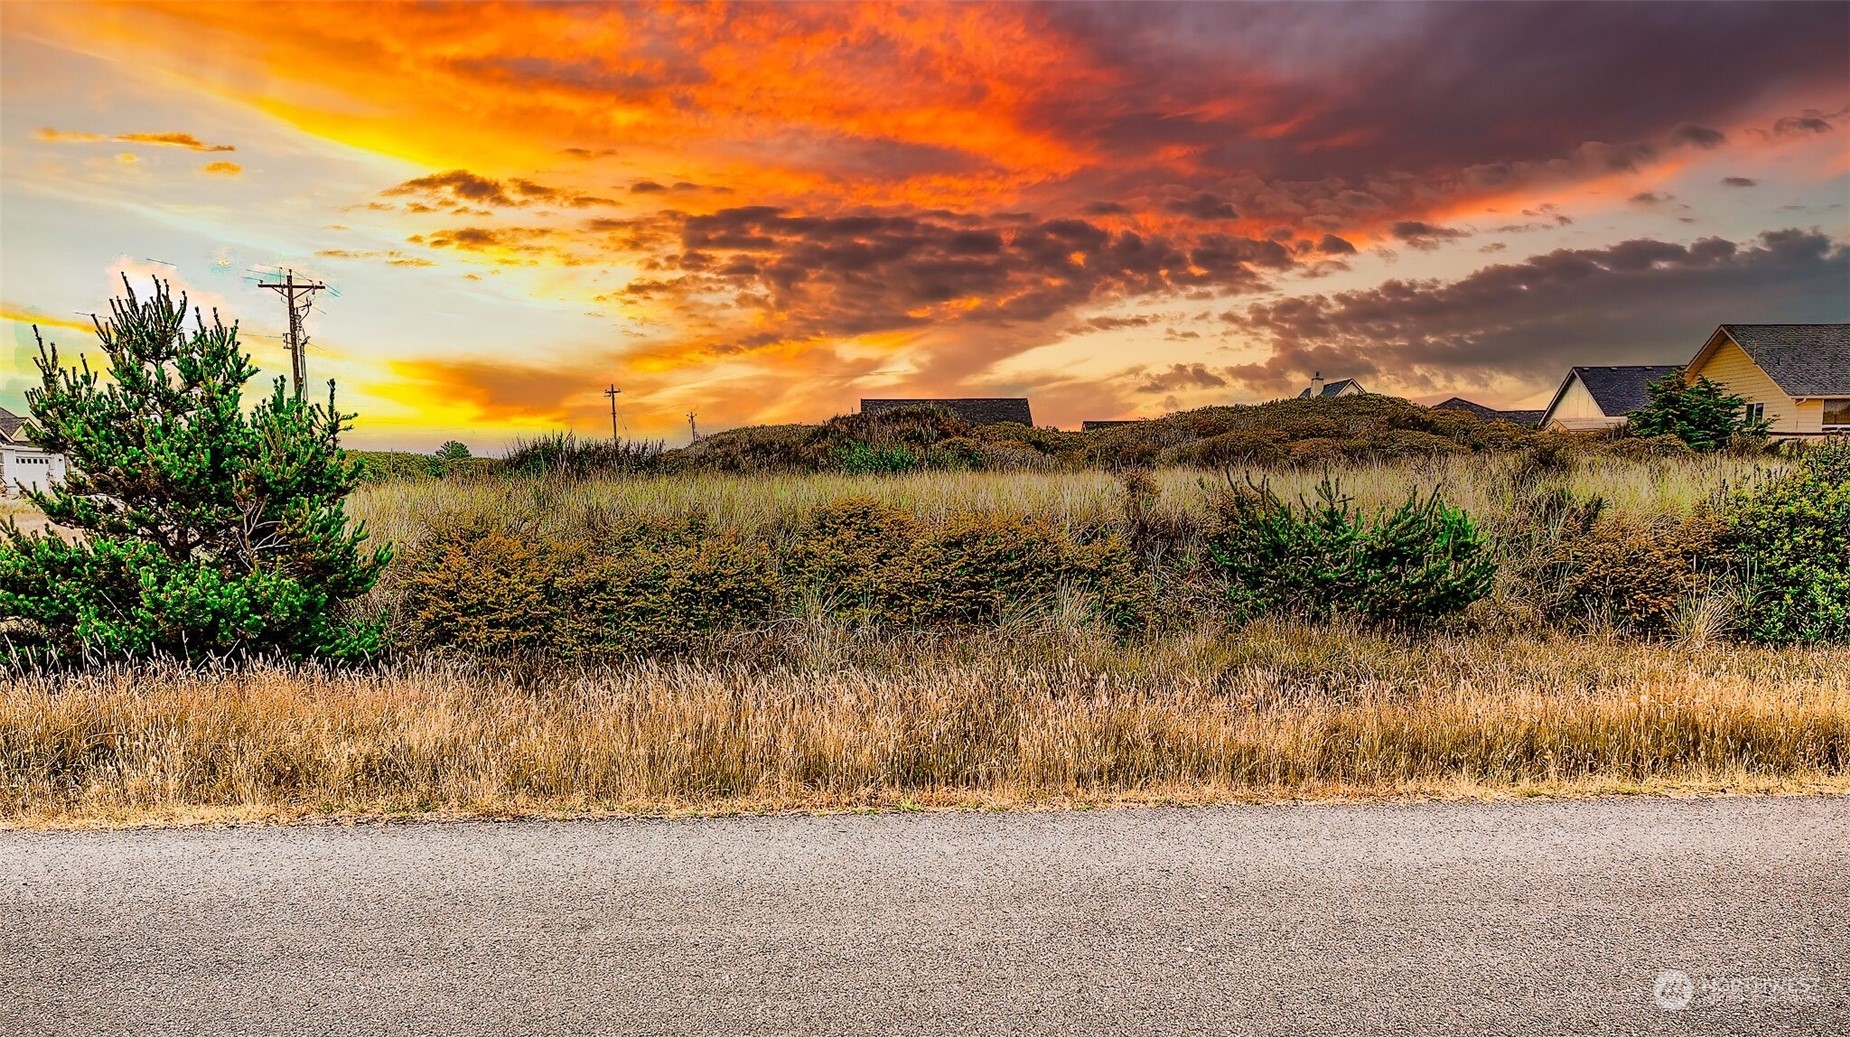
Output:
1716,324,1850,397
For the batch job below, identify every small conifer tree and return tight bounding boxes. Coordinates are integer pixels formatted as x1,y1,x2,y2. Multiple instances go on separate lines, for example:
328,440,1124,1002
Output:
1627,373,1767,452
0,277,390,663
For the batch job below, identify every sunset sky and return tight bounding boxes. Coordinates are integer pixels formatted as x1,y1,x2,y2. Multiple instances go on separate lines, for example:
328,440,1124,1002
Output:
3,1,1847,449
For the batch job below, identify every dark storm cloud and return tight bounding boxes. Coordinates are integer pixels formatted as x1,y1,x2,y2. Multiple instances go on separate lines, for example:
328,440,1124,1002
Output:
1164,192,1239,221
1669,124,1726,149
1772,113,1835,136
1014,2,1845,237
1222,229,1850,396
1391,221,1469,251
622,205,1288,347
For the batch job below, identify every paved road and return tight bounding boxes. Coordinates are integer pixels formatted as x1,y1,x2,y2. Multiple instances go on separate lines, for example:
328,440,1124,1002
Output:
3,799,1845,1036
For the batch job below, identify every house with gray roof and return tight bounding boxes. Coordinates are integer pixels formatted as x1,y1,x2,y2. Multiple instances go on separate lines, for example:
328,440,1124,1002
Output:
860,398,1033,426
0,405,67,496
1296,373,1366,399
1431,397,1545,427
1681,324,1850,438
1539,365,1684,431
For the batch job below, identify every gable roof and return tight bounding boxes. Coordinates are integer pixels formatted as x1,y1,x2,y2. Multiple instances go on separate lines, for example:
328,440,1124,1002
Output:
1431,397,1545,427
1296,378,1363,398
1705,324,1850,397
1559,365,1683,417
1431,397,1499,419
860,398,1033,426
0,407,28,445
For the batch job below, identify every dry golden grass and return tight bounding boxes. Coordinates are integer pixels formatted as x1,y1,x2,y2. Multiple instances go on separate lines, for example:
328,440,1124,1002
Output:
9,452,1778,552
6,621,1844,828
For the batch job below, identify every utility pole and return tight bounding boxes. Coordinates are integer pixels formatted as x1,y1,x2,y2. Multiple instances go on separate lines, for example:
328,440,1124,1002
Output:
603,384,622,443
257,269,327,399
687,410,698,442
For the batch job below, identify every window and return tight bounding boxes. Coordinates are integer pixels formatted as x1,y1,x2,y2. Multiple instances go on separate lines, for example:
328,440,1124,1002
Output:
1826,398,1850,431
1744,402,1765,426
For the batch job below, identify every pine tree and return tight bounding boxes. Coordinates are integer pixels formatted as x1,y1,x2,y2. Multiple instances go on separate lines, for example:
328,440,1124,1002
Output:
1627,373,1767,452
0,277,391,663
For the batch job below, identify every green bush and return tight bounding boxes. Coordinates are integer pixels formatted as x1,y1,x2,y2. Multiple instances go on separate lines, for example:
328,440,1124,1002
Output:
1728,441,1850,643
504,432,665,478
1627,373,1767,452
1205,474,1496,625
555,517,776,654
898,513,1148,629
780,498,919,616
398,514,776,656
780,499,1149,629
833,441,924,473
397,521,561,653
0,278,389,663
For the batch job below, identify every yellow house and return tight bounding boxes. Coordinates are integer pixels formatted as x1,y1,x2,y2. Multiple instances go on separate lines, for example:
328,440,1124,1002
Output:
1682,325,1850,438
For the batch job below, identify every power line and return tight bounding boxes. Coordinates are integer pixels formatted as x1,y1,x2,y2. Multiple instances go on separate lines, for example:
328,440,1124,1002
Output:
256,269,328,398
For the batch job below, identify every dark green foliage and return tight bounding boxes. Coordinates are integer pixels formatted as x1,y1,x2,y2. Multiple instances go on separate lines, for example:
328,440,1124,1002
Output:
395,521,560,653
834,441,925,473
554,516,777,654
0,278,389,662
1728,440,1850,643
396,514,776,656
1627,373,1767,452
1205,474,1496,624
351,449,500,482
434,440,471,461
504,431,665,478
780,498,919,614
657,404,1074,476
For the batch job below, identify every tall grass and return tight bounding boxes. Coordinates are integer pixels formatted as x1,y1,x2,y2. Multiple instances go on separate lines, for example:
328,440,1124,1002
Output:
4,621,1844,826
348,454,1780,550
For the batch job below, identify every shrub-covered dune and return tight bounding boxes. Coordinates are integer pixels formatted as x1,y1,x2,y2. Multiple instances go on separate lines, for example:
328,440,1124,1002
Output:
357,395,1703,482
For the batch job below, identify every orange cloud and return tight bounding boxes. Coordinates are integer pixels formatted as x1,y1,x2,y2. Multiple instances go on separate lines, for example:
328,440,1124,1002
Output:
115,131,235,152
35,126,236,152
9,1,1844,440
34,126,104,143
201,160,242,176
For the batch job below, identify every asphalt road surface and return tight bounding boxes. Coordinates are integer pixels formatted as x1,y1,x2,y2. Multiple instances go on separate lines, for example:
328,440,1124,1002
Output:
4,799,1845,1036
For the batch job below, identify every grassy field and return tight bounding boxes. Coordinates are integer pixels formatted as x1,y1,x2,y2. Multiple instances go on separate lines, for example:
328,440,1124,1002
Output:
5,620,1845,828
349,453,1777,548
6,453,1844,827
